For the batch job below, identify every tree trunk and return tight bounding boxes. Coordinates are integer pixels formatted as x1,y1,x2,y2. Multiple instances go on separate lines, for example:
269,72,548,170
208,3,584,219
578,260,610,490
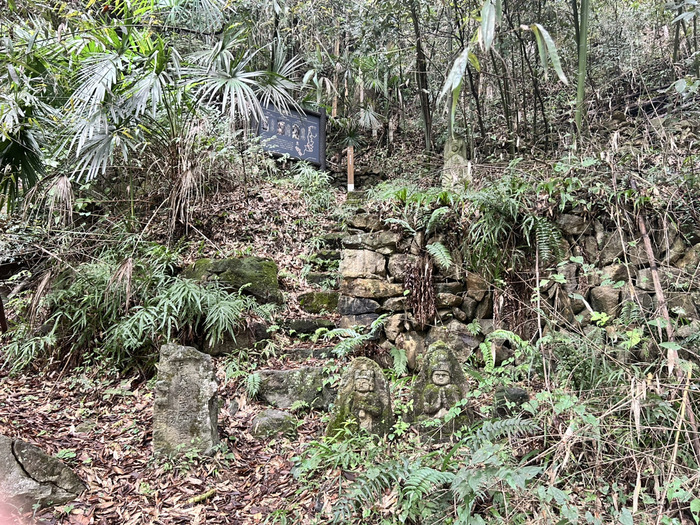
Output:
408,0,433,152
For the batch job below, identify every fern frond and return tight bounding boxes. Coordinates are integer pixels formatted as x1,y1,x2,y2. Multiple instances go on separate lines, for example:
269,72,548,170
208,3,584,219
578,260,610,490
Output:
426,206,451,236
470,417,539,449
391,346,408,376
427,242,453,270
246,372,261,399
383,217,416,234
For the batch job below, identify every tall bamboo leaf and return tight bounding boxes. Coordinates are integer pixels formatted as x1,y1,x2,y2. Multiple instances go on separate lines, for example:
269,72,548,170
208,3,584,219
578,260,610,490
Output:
531,23,568,84
481,0,497,52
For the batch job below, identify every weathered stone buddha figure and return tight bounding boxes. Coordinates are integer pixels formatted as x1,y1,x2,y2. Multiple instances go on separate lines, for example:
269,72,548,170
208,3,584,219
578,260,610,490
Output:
327,357,392,438
413,341,472,439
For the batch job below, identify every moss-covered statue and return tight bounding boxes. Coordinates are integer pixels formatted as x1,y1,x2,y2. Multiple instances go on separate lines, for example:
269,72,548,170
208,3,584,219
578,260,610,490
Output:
413,341,472,439
326,357,392,438
441,136,472,190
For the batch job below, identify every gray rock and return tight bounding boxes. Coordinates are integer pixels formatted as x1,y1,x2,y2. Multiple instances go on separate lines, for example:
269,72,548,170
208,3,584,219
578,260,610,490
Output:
153,344,219,455
475,294,494,319
636,268,655,291
677,243,700,272
628,240,652,268
0,436,85,511
348,213,382,231
251,409,297,439
601,264,635,284
557,214,589,235
340,250,386,279
381,296,408,312
395,331,426,370
452,307,468,322
598,233,625,266
590,286,620,317
580,236,598,262
466,273,489,302
337,296,380,315
426,320,482,361
621,288,653,312
435,282,465,294
361,231,402,255
305,271,337,287
183,256,283,304
664,237,686,265
387,254,420,281
342,234,363,249
285,318,335,335
460,296,478,320
340,278,404,298
494,387,530,417
258,367,336,410
384,314,408,341
666,293,698,319
204,320,269,355
436,293,462,308
339,313,380,329
326,358,392,438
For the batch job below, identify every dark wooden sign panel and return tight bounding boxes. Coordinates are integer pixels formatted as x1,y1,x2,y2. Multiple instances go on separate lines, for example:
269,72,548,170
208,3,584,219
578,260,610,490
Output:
257,106,326,170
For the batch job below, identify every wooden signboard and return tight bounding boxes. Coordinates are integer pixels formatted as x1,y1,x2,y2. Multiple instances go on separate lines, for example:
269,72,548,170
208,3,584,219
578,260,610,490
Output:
257,106,327,171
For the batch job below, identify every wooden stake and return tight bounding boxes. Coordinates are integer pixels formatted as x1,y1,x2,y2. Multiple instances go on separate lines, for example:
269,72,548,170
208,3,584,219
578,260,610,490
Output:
0,295,7,333
347,145,355,192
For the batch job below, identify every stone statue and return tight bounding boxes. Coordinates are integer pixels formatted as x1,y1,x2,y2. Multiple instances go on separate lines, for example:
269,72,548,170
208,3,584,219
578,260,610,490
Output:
413,341,471,439
441,136,472,190
422,362,462,419
327,357,392,438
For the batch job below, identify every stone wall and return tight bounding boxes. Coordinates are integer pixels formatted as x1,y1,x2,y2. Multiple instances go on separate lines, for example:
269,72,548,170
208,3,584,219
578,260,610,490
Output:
338,210,700,367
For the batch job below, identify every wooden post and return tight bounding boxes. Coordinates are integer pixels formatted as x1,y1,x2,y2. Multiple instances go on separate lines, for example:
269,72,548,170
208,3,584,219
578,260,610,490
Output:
0,295,7,333
347,145,355,192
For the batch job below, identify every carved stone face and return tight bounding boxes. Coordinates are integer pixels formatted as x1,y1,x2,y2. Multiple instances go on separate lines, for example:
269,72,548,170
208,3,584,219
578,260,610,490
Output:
431,370,451,387
354,371,374,393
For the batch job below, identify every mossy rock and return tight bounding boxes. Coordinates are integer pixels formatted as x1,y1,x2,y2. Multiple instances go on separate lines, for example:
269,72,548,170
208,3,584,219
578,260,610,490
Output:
258,367,336,410
298,291,339,314
183,256,283,305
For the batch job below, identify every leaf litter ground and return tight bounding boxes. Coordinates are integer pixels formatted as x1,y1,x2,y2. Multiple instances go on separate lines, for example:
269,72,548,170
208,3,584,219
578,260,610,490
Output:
0,353,336,525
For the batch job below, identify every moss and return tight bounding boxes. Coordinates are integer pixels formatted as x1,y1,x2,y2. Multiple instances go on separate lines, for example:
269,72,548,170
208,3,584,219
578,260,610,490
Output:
182,256,283,304
298,291,339,313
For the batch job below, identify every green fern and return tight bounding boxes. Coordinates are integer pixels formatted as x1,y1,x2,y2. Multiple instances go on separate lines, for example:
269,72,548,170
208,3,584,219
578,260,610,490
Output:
324,315,388,357
426,206,451,236
333,458,455,523
426,241,453,270
390,346,408,377
470,417,540,449
246,372,261,399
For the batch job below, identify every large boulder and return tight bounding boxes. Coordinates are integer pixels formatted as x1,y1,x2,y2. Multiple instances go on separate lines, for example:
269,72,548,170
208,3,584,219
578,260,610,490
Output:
258,367,336,410
184,257,283,304
0,436,85,510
